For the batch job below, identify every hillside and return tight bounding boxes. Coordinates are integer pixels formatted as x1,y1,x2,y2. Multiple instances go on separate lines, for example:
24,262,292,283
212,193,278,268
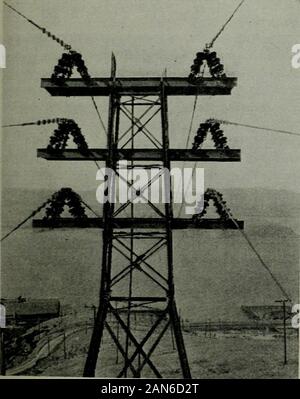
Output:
1,187,299,322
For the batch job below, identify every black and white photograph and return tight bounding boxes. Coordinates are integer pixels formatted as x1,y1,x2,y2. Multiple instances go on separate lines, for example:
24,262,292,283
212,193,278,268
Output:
0,0,299,382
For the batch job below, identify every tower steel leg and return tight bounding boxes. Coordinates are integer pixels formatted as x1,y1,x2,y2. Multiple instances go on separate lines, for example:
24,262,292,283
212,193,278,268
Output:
160,80,191,379
85,78,191,378
83,88,118,377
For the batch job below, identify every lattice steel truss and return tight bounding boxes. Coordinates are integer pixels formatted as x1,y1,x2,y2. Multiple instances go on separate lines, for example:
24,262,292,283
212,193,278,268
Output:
35,54,242,378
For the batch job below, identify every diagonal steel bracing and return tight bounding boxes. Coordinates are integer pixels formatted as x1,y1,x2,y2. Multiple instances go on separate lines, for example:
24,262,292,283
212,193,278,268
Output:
39,54,239,378
83,73,192,377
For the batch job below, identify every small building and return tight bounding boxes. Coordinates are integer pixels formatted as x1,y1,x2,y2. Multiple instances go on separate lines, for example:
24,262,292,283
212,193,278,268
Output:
0,297,60,325
241,305,291,321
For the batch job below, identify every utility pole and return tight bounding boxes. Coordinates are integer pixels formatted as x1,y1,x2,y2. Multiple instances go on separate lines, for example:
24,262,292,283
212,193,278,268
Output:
63,331,67,359
275,299,290,365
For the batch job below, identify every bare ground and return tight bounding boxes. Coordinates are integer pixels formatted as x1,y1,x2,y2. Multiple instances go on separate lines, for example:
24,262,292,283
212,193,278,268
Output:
26,328,298,379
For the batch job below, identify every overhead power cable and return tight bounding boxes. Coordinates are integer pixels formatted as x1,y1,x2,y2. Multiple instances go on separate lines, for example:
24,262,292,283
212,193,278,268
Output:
91,97,108,136
4,3,105,136
4,1,72,50
2,116,103,171
206,0,246,49
1,199,51,242
80,199,101,218
185,96,199,150
212,119,300,138
1,195,101,242
181,0,246,218
213,191,292,302
2,118,63,128
179,114,300,219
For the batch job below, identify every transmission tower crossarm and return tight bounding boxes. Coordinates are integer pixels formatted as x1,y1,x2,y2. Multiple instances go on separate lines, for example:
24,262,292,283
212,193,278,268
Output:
41,77,237,97
37,148,241,162
36,50,242,378
32,217,244,229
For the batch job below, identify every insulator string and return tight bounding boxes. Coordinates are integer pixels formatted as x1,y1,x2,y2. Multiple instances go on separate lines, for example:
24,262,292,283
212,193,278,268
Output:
4,1,72,50
2,118,64,128
211,119,300,138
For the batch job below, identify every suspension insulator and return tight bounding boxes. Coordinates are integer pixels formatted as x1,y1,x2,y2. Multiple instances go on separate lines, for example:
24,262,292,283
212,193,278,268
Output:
193,58,203,67
209,57,221,67
51,52,92,85
211,64,224,74
196,52,206,60
199,123,210,130
206,51,217,61
191,64,200,74
210,123,221,131
213,130,223,137
196,127,207,135
194,135,204,144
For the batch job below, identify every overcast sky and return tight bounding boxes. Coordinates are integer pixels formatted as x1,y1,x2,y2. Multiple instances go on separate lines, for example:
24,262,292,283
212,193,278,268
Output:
2,0,300,194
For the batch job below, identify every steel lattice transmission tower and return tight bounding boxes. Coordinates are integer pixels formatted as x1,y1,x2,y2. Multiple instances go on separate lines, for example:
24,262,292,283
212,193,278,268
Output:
35,54,242,378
